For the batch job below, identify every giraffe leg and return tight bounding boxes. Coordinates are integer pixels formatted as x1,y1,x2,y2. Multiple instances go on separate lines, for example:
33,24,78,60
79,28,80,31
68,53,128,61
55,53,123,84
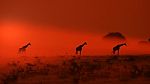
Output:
80,51,81,56
113,50,115,54
76,50,78,55
118,50,120,56
18,48,22,54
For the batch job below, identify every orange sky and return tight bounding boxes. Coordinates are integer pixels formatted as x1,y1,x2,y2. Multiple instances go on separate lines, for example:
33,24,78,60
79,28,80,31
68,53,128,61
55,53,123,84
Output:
0,0,150,57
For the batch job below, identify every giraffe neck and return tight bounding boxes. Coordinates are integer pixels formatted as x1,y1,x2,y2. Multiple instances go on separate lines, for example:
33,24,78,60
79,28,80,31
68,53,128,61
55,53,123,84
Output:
81,43,86,47
119,44,125,47
23,44,30,48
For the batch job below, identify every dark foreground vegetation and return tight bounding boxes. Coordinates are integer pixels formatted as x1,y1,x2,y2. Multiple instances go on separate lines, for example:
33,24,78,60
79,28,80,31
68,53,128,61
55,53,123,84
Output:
0,55,150,84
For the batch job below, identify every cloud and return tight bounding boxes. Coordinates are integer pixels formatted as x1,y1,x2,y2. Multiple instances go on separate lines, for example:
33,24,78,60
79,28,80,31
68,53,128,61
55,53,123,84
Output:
139,38,150,45
103,32,126,41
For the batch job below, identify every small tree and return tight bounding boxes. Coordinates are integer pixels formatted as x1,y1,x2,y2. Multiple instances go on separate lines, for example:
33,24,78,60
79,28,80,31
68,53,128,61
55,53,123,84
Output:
148,38,150,42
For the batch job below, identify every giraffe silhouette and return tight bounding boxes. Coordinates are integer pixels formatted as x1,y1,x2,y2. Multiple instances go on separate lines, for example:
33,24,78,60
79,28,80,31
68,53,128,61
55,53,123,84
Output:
76,42,87,55
18,43,31,54
112,43,127,55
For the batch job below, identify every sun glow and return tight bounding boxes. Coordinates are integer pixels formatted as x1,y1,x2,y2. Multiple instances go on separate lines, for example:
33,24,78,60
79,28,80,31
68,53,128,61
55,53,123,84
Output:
0,20,27,44
1,28,21,42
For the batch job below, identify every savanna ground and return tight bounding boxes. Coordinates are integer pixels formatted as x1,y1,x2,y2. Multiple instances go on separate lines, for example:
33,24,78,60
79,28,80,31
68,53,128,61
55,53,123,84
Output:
0,55,150,84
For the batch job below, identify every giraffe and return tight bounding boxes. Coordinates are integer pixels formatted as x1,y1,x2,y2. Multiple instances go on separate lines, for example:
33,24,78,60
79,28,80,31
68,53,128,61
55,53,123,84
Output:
18,43,31,54
112,43,127,55
76,42,87,55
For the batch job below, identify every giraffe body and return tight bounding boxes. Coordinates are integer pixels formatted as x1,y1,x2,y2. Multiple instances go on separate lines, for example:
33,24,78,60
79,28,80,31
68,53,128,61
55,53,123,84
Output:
113,43,127,55
19,43,31,53
76,42,87,55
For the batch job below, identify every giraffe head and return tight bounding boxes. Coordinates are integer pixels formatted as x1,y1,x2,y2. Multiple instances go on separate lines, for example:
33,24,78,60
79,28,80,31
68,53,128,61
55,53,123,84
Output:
28,43,31,46
123,43,127,46
84,42,87,45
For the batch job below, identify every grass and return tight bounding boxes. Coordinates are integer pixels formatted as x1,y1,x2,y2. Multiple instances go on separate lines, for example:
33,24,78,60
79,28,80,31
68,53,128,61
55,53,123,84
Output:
0,55,150,84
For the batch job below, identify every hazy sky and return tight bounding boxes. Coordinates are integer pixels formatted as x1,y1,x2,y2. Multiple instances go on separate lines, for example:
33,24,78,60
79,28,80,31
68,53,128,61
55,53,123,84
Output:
0,0,150,38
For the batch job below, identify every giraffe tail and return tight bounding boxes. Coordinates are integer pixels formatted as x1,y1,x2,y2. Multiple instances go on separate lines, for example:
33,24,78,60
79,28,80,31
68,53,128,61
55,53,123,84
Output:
112,50,115,54
76,50,78,55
